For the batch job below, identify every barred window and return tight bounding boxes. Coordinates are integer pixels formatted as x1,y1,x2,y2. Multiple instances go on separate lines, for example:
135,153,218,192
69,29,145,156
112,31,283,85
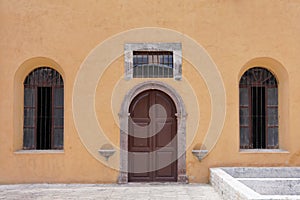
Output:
23,67,64,150
133,51,173,78
239,67,278,149
124,43,182,80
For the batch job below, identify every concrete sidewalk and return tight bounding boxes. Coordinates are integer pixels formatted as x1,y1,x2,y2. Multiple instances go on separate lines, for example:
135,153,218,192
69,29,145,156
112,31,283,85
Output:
0,183,222,200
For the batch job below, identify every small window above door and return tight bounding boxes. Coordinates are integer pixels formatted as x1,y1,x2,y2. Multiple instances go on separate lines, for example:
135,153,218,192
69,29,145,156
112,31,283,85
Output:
125,43,182,80
133,51,173,78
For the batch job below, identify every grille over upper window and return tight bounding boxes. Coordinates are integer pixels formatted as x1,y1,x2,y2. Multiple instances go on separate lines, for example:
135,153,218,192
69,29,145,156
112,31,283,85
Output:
133,51,173,78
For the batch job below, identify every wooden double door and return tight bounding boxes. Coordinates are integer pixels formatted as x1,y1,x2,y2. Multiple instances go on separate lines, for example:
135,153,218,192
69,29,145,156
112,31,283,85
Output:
128,90,177,182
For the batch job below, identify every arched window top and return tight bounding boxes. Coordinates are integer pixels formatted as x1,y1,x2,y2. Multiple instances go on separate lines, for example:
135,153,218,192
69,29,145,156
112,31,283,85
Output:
24,67,63,87
240,67,277,87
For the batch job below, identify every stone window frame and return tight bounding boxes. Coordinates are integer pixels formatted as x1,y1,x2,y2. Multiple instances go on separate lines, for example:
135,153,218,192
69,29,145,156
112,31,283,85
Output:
124,43,182,80
118,81,188,183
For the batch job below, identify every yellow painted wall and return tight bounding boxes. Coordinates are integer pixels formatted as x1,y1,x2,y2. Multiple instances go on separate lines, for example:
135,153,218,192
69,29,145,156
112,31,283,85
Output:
1,0,300,183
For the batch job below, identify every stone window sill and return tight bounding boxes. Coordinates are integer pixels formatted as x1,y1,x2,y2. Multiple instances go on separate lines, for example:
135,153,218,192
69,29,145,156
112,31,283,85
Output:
239,149,289,153
14,150,64,154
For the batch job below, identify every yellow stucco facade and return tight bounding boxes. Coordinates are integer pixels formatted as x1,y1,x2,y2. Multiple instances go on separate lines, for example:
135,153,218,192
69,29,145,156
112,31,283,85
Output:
1,0,300,184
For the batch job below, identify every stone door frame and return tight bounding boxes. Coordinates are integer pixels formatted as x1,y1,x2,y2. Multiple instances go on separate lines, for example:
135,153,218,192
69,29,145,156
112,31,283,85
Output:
118,81,188,183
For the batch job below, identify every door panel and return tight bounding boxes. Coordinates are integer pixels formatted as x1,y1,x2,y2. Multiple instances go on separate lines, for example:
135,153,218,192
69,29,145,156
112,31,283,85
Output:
156,151,174,176
128,90,177,182
128,152,151,181
156,121,173,147
130,93,150,118
131,121,150,149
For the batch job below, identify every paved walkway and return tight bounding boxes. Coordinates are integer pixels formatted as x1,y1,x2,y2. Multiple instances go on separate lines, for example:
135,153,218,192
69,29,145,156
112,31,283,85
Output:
0,183,222,200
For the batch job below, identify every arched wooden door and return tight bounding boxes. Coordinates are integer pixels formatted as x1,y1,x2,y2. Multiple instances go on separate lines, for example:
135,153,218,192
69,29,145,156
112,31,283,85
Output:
128,89,177,182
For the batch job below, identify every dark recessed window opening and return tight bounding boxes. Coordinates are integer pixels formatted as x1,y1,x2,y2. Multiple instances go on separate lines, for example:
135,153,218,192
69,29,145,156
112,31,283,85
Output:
133,51,173,78
37,87,52,149
239,67,278,149
23,67,64,150
251,87,266,149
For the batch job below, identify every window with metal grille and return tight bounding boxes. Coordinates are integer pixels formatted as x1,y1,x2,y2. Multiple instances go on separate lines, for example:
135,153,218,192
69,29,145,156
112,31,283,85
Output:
23,67,64,150
133,51,173,78
239,67,278,149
